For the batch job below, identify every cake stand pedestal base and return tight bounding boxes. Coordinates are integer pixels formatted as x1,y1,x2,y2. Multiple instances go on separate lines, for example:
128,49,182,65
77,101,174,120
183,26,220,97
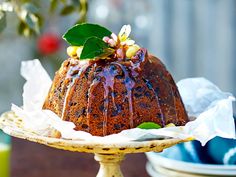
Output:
94,153,125,177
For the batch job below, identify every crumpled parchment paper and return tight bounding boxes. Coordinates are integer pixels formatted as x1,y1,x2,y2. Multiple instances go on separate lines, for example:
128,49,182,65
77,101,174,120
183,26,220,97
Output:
9,59,236,145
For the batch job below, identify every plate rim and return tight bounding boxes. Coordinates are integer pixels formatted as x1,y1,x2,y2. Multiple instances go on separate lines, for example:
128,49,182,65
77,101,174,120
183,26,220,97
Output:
146,152,236,175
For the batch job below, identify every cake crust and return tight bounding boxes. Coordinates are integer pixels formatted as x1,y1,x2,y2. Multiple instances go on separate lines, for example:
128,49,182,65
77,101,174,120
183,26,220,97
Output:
43,49,188,136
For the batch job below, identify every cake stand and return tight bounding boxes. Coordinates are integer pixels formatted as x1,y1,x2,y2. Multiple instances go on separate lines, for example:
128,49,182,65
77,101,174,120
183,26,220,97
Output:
0,112,188,177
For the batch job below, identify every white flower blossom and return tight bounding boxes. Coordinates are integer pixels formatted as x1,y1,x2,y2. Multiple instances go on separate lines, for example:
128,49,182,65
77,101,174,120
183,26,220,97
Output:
102,24,136,49
118,24,135,46
119,25,131,41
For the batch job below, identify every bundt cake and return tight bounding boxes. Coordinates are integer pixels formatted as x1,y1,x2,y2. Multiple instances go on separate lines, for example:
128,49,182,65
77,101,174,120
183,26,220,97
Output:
43,23,188,136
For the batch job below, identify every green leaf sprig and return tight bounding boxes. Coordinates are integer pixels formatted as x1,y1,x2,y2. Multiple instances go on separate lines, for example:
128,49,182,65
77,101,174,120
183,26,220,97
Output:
137,122,161,129
63,23,113,60
63,23,112,45
63,23,141,60
0,0,88,37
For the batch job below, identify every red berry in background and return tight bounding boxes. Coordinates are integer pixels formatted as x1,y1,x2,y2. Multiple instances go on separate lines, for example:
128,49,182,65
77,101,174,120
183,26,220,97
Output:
37,33,61,55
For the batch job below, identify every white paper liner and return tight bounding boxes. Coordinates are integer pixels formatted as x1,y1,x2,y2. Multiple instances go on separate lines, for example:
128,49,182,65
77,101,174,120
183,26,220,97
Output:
9,59,236,145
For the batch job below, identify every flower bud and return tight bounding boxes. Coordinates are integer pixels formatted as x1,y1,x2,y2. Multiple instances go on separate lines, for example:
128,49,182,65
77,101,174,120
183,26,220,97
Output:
67,46,79,58
126,44,140,58
116,48,125,59
103,36,110,43
108,39,116,47
165,123,175,127
111,33,118,42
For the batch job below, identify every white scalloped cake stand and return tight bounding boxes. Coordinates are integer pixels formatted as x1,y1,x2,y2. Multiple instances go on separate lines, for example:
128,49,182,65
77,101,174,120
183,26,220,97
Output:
0,112,188,177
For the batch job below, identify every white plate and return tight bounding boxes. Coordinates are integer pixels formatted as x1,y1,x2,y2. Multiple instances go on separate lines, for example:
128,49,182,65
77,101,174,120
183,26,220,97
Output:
146,162,211,177
146,162,164,177
146,152,236,176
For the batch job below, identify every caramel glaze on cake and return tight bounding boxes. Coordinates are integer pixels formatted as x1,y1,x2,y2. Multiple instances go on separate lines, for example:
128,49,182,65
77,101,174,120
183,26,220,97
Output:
43,48,188,136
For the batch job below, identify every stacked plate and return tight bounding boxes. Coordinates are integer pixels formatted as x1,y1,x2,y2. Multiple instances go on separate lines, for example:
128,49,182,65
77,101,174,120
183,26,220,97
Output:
146,152,236,177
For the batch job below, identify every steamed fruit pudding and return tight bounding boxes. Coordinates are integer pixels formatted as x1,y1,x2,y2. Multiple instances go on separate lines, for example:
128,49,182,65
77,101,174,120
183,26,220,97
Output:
43,24,188,136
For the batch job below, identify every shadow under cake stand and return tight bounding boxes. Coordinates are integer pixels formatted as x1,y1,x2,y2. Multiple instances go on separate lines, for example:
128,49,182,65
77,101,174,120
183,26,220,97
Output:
0,112,188,177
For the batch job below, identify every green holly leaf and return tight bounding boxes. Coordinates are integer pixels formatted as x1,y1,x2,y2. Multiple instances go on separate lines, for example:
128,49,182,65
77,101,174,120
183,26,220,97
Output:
49,0,58,13
25,12,40,34
137,122,161,129
80,37,111,59
62,23,112,46
0,11,6,33
60,5,75,16
18,21,34,37
22,3,39,14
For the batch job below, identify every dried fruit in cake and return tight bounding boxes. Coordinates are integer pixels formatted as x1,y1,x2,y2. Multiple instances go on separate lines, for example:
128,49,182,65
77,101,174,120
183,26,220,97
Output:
43,23,188,136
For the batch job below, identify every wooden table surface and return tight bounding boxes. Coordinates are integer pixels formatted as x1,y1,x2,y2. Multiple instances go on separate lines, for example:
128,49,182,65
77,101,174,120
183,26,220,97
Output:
10,138,149,177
